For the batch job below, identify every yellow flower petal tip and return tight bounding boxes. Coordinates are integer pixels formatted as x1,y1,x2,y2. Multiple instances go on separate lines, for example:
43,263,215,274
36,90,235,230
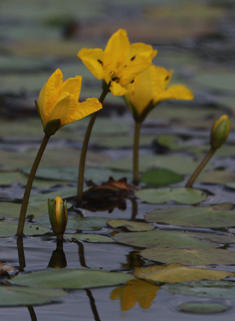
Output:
124,65,194,122
211,114,230,149
77,29,157,96
37,68,102,135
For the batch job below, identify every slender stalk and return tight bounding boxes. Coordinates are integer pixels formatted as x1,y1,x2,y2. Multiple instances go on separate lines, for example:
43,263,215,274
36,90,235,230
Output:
185,148,216,188
77,87,109,201
133,121,142,185
17,134,50,237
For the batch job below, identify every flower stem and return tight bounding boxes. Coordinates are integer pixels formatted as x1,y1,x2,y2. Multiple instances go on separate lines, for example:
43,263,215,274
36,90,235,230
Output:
133,121,142,185
17,134,50,238
77,87,109,202
185,148,216,188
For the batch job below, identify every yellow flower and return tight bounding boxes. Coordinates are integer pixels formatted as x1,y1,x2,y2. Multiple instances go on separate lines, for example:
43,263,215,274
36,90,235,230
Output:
210,114,230,150
37,68,102,135
110,279,159,311
77,29,157,96
125,65,194,122
48,196,68,239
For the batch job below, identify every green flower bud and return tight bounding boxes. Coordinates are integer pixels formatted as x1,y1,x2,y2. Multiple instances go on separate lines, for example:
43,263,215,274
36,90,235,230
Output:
48,196,68,239
210,114,230,150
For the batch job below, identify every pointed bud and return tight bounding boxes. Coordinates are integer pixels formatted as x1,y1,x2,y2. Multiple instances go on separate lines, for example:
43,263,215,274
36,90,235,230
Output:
210,114,230,150
48,196,68,239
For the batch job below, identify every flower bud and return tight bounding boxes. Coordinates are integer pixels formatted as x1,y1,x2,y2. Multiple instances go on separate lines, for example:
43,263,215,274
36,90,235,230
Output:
48,196,68,239
210,115,230,150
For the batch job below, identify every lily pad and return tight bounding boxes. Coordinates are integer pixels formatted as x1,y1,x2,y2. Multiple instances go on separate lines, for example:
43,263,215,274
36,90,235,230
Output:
0,221,49,237
136,187,206,205
113,230,220,249
12,268,134,289
177,302,230,314
145,205,235,228
194,71,235,93
196,170,235,184
163,280,235,299
102,154,212,174
0,286,67,307
107,219,154,231
133,264,233,283
141,168,184,186
65,233,114,243
0,202,46,219
140,248,235,265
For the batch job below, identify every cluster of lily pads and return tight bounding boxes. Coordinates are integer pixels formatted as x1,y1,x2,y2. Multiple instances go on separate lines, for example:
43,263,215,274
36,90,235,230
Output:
1,29,235,313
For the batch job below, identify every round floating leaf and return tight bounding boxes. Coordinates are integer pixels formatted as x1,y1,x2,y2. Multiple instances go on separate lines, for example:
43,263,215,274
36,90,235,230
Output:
136,187,206,205
0,286,67,307
107,219,154,231
113,230,219,249
0,202,46,219
140,248,235,265
145,205,235,228
177,302,230,314
37,215,108,231
141,168,183,186
65,233,114,243
102,154,212,174
12,268,134,289
197,170,235,184
134,264,233,283
163,280,235,299
0,221,50,237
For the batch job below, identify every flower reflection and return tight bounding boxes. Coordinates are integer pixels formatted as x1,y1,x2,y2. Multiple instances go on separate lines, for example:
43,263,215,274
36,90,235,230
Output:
110,279,160,311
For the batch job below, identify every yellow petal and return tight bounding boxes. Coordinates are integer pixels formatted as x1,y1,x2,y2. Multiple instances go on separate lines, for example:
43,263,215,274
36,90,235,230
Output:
103,29,130,74
64,98,102,125
109,81,129,96
78,48,104,80
151,66,172,94
60,76,82,101
155,84,194,103
47,93,70,125
38,82,47,126
129,43,157,60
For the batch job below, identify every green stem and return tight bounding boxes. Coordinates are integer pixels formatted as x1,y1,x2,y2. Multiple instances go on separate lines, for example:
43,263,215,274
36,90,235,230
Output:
133,121,142,185
77,87,109,202
17,134,50,237
185,148,216,188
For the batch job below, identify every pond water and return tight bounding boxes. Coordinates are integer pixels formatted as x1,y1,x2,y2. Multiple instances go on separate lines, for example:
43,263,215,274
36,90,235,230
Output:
1,0,235,320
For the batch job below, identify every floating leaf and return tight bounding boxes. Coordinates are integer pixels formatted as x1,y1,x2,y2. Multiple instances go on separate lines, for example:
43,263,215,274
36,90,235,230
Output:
136,187,206,205
0,286,67,307
65,233,114,243
163,280,235,299
0,221,50,237
140,248,235,265
133,264,233,283
12,268,133,289
113,230,219,249
145,205,235,228
194,71,235,93
177,302,230,314
0,202,46,219
141,168,184,186
196,170,235,184
108,219,154,231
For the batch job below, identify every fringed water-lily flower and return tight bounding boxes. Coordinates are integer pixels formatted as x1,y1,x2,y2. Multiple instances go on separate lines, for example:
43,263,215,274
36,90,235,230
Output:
37,68,102,135
77,29,157,96
125,65,194,122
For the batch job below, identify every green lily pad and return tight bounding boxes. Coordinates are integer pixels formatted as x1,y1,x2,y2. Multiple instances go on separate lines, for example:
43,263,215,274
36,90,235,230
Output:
94,134,156,149
37,215,108,231
113,230,220,249
163,280,235,299
177,302,230,314
140,248,235,265
12,268,134,289
0,286,67,307
0,202,46,219
65,233,114,243
156,135,185,151
134,264,233,283
102,154,212,174
145,204,235,228
107,219,154,231
141,168,184,186
136,187,206,205
194,71,235,93
0,221,49,237
196,170,235,184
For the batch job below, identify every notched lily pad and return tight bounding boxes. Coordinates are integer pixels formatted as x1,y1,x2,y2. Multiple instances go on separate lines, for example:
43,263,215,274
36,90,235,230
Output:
12,268,134,289
145,204,235,228
0,221,49,237
108,219,154,231
140,248,235,265
141,168,184,187
136,187,206,205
